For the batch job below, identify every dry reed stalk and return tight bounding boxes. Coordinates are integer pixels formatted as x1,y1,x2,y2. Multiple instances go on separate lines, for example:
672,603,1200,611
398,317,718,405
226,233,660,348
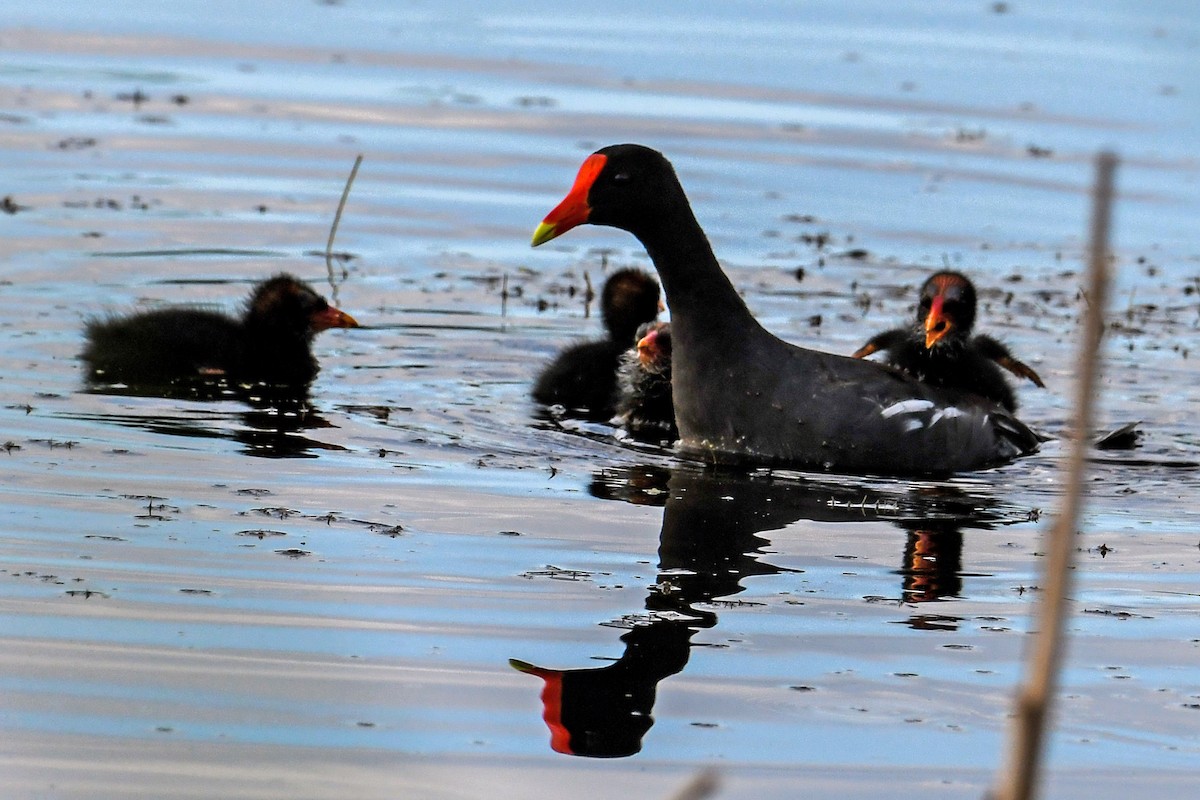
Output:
990,151,1118,800
325,153,364,303
664,768,719,800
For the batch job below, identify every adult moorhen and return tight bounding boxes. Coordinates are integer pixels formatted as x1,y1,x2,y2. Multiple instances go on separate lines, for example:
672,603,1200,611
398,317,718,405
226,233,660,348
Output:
532,267,661,419
532,144,1038,476
615,321,677,442
83,273,358,389
852,270,1045,411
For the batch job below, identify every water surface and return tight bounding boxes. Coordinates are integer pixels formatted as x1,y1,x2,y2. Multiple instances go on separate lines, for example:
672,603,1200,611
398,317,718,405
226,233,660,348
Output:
2,2,1199,798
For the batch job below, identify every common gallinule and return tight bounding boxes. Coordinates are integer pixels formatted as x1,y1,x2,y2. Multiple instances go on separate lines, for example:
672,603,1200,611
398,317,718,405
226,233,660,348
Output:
83,273,358,388
852,270,1045,412
615,321,677,442
532,267,661,419
532,144,1038,475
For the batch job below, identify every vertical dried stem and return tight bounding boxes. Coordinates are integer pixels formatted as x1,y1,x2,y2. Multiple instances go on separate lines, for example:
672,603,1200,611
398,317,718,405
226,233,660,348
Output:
325,154,364,304
664,769,719,800
991,151,1117,800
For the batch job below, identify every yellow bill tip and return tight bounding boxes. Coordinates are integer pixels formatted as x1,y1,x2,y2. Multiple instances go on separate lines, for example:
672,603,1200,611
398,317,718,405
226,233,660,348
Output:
531,221,558,247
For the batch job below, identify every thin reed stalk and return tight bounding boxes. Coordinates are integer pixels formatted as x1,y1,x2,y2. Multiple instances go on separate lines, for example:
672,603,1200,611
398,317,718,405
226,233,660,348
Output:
990,151,1118,800
325,154,364,304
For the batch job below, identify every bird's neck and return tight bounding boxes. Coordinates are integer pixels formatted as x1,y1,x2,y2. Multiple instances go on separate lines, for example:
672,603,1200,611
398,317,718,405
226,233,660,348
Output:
244,319,312,345
634,205,758,341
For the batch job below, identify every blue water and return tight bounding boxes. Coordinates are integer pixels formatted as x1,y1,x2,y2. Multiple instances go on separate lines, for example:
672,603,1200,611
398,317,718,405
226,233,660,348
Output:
1,2,1199,798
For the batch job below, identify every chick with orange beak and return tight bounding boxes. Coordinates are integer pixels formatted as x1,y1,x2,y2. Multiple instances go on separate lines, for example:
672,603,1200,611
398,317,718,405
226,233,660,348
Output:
83,273,358,390
852,270,1044,412
614,321,677,442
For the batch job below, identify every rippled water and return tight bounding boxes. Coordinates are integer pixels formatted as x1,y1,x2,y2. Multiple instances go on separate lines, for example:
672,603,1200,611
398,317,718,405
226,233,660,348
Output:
2,2,1199,798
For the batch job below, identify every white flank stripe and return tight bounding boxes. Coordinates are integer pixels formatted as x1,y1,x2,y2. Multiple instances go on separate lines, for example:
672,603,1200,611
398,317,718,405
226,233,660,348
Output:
880,399,935,418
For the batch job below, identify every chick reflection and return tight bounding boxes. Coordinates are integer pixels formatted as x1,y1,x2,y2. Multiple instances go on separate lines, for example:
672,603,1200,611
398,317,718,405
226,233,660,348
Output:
81,382,343,459
513,466,1015,757
897,521,965,632
233,396,343,459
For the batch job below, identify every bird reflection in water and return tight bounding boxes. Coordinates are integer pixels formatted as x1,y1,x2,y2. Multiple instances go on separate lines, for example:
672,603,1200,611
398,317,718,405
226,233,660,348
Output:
512,465,1017,757
896,521,965,632
81,381,343,459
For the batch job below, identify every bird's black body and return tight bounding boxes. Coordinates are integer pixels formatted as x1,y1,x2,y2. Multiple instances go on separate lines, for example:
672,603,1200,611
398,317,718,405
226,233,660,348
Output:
534,145,1039,475
82,273,356,390
615,321,677,442
854,271,1044,412
532,267,661,419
